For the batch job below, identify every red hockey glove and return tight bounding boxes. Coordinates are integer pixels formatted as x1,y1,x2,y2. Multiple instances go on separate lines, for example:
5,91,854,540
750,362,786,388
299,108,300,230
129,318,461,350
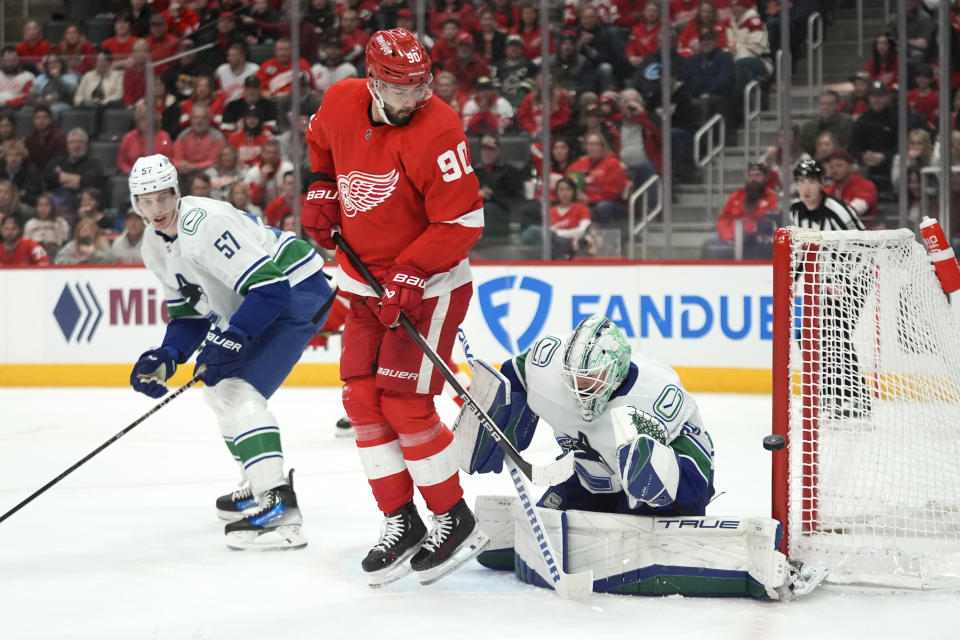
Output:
377,264,427,328
302,180,340,250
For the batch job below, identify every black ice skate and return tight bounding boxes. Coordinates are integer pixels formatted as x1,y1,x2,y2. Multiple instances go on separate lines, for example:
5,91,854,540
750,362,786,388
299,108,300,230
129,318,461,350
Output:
410,499,490,585
362,501,427,588
215,480,259,521
335,415,355,439
224,471,306,551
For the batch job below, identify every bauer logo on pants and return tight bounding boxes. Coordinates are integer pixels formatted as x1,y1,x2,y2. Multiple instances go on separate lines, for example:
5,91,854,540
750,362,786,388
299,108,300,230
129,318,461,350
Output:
477,276,552,355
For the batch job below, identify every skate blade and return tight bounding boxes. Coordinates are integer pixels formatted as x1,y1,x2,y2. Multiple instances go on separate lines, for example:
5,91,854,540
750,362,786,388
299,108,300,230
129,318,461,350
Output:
417,530,491,586
225,525,308,551
334,429,356,439
365,537,426,588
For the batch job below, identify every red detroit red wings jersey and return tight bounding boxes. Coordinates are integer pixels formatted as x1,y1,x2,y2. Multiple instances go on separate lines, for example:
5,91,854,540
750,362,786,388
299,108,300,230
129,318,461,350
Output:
306,78,483,296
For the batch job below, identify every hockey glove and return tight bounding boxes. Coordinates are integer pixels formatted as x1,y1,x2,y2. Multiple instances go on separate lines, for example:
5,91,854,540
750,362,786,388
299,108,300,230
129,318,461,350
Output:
302,180,340,250
194,328,251,387
377,264,427,328
130,347,178,398
613,407,680,509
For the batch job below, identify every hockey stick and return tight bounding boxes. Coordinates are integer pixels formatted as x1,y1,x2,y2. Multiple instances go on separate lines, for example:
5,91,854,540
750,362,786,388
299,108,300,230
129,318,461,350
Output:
0,373,203,525
331,232,574,486
456,328,594,600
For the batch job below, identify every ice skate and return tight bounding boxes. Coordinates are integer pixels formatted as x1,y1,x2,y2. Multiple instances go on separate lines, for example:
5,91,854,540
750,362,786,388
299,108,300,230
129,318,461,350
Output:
362,501,427,588
335,415,355,438
410,499,490,585
215,480,259,521
776,561,828,600
224,471,306,551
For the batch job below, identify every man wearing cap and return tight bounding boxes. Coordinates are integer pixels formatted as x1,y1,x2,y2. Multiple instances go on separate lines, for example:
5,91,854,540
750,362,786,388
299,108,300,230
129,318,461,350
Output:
706,162,779,258
824,149,879,221
551,30,587,93
475,134,524,238
463,77,514,135
849,81,897,193
442,31,490,95
841,71,871,118
494,34,538,109
146,13,180,75
222,75,279,134
681,28,735,126
799,90,854,157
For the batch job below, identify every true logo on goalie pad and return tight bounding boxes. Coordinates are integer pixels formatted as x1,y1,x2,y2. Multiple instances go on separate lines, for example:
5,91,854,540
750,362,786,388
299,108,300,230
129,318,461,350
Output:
658,519,740,529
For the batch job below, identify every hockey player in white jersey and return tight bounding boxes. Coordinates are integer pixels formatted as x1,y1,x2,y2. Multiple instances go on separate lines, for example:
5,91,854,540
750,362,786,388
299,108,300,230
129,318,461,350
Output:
455,315,825,599
127,154,334,550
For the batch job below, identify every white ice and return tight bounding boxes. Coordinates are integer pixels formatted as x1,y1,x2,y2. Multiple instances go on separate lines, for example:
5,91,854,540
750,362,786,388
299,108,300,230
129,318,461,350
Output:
1,387,957,640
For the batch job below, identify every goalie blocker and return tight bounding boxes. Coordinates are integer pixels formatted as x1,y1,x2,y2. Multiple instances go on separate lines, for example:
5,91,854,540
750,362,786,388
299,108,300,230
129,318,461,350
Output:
474,496,826,600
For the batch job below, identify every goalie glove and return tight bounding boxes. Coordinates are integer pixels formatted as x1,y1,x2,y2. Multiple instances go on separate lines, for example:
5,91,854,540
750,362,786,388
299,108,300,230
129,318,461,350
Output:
612,405,680,509
130,347,178,398
452,358,538,474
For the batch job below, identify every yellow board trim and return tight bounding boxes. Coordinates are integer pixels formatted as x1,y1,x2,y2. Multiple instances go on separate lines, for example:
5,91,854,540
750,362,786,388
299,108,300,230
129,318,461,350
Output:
0,364,773,393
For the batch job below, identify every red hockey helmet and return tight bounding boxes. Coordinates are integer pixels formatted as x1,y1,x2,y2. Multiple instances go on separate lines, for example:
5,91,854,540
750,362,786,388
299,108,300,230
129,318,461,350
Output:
366,28,432,86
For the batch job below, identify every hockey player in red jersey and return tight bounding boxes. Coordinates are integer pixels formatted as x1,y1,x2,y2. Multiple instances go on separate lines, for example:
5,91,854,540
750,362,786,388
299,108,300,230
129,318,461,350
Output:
302,28,489,588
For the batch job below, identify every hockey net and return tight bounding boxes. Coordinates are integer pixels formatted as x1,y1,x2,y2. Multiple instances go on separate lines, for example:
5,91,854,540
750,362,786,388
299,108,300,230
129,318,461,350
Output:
772,227,960,588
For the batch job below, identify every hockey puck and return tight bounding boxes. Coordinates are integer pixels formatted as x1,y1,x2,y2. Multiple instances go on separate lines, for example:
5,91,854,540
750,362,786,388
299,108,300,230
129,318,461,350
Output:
763,434,787,451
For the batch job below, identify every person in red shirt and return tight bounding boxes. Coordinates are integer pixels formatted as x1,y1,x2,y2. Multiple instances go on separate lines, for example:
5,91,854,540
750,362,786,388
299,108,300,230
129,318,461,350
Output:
510,2,554,61
162,0,201,37
146,14,180,75
907,65,938,131
517,76,571,136
442,32,490,95
54,24,96,75
102,14,141,71
677,1,730,57
866,32,898,91
256,37,316,100
339,9,371,67
118,103,174,174
301,28,487,587
263,170,305,227
429,0,477,37
227,105,272,166
710,162,778,256
671,0,701,26
0,214,50,266
824,149,879,221
430,19,462,68
566,131,630,225
521,176,597,258
626,1,663,68
16,19,50,73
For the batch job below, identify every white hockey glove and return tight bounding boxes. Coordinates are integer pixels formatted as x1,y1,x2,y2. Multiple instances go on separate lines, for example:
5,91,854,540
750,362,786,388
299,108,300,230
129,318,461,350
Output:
611,405,680,509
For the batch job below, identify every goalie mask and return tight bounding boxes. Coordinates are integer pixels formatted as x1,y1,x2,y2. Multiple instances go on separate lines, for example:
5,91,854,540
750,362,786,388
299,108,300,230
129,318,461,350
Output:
365,28,433,126
561,315,632,422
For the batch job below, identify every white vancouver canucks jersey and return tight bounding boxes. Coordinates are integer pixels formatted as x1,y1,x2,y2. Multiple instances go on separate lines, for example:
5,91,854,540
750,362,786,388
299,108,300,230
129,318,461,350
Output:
515,334,714,495
140,195,324,329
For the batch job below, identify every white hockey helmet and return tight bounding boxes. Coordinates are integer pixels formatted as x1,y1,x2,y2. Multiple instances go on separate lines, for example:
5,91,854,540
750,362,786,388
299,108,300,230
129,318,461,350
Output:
128,154,180,217
561,315,632,421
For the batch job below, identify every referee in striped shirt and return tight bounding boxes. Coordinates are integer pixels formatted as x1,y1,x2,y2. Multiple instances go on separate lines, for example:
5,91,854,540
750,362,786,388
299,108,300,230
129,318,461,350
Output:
790,159,865,230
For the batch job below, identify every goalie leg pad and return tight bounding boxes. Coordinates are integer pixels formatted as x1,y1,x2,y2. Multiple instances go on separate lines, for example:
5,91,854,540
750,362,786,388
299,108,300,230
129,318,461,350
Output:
474,495,519,570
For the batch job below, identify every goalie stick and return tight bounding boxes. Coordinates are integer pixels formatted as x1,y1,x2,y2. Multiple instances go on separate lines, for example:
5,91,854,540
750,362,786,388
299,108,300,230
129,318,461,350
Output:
457,328,594,600
0,372,203,525
331,232,574,487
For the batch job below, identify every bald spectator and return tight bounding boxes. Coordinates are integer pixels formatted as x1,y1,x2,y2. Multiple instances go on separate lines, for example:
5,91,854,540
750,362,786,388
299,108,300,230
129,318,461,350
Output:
799,91,854,158
433,70,468,116
0,214,50,266
255,38,315,101
44,128,106,221
173,103,226,176
824,149,879,221
0,47,35,109
146,13,179,75
24,106,67,171
118,102,174,174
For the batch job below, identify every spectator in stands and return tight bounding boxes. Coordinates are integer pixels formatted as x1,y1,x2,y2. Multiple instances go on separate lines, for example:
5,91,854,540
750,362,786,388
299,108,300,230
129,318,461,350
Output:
26,53,78,119
866,32,898,90
197,10,239,65
443,32,490,95
824,149,879,222
123,38,151,107
1,139,44,206
396,8,432,49
905,166,923,224
16,19,50,74
898,0,935,65
681,29,735,126
263,170,305,227
431,0,477,37
150,74,182,139
244,138,292,207
520,176,596,259
511,2,554,62
551,30,589,94
77,187,114,231
107,209,146,264
0,112,13,147
580,103,621,155
227,179,263,219
205,144,243,200
256,37,316,101
619,88,662,194
489,0,519,31
44,128,105,220
276,104,311,171
495,34,538,110
162,38,215,102
23,193,68,260
433,70,468,117
189,173,213,197
951,88,960,130
228,104,272,167
128,0,154,37
567,132,629,226
0,213,50,266
244,0,281,42
907,64,938,132
54,217,112,265
798,90,854,158
146,14,179,75
55,24,96,76
75,51,124,111
102,13,140,71
671,0,701,27
728,0,773,98
165,0,201,37
762,0,816,61
0,180,33,221
814,130,841,164
475,134,525,238
891,128,938,194
222,76,279,134
118,102,174,174
842,71,871,118
177,75,226,131
24,106,66,171
173,103,226,177
627,2,663,67
678,1,729,58
705,162,778,259
431,19,462,69
575,5,627,85
216,43,259,104
0,47,35,110
338,10,371,67
518,74,572,138
531,137,578,201
463,76,515,136
307,0,339,40
474,8,507,68
849,81,898,194
313,36,358,95
759,124,810,194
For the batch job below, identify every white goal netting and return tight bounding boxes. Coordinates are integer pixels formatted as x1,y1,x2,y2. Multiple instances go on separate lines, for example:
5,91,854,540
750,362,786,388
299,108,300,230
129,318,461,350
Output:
782,227,960,588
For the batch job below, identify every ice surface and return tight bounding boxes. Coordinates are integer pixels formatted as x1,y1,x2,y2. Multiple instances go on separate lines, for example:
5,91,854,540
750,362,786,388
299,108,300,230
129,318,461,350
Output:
0,388,957,639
